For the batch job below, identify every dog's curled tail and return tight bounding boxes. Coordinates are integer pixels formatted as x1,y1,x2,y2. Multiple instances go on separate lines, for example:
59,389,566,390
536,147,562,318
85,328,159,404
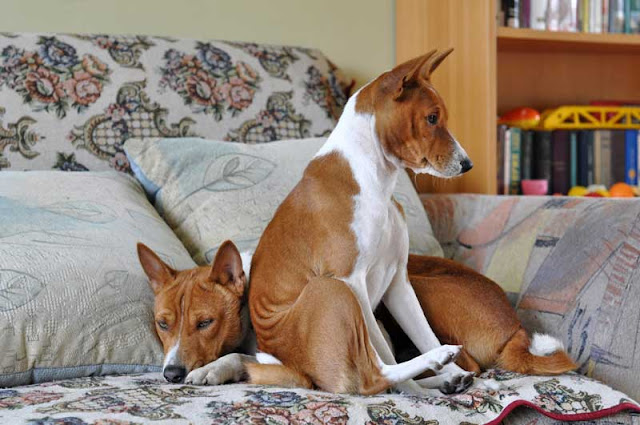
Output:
246,363,313,389
497,329,577,375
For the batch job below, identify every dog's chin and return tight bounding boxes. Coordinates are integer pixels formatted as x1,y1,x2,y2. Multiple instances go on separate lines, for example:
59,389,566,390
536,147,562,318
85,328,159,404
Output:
408,164,461,179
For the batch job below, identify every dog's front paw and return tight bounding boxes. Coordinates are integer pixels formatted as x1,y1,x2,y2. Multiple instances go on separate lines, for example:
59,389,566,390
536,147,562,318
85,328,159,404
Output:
425,345,461,371
185,364,226,386
185,354,245,386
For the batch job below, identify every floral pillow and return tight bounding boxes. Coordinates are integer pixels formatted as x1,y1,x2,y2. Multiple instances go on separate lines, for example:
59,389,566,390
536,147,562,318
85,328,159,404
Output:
0,33,350,172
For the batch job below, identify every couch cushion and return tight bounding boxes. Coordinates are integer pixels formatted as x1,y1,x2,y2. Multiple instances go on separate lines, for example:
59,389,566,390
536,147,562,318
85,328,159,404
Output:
124,136,443,265
0,33,349,172
422,193,640,402
0,171,196,387
1,370,638,424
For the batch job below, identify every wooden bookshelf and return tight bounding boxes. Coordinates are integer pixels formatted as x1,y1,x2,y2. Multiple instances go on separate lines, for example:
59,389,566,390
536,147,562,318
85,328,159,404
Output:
397,0,640,195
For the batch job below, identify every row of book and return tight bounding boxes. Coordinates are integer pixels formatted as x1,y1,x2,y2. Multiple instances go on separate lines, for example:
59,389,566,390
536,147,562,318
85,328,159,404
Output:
500,0,640,33
497,127,640,195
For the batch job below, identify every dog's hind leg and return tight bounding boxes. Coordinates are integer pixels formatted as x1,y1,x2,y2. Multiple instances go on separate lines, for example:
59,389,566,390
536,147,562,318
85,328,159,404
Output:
250,276,459,395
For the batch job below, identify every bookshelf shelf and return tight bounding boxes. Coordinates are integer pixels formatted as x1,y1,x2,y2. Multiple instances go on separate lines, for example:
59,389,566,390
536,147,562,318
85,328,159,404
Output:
498,27,640,53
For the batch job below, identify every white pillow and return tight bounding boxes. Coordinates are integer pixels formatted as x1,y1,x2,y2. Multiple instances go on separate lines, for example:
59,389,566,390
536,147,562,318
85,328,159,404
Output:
0,171,196,386
125,137,443,265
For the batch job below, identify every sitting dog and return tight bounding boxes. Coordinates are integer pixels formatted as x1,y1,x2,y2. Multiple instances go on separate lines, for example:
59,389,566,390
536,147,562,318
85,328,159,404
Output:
137,240,256,385
247,49,476,395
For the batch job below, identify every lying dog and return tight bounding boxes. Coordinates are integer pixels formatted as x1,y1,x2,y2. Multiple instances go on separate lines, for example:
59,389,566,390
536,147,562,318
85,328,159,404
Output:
381,255,576,376
138,243,575,387
137,240,256,385
247,49,476,395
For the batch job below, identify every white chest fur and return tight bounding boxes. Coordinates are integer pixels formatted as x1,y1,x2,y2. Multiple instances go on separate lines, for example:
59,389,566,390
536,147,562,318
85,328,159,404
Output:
315,95,409,309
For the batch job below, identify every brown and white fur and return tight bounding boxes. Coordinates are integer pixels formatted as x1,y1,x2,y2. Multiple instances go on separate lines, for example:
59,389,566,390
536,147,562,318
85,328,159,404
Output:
247,50,476,395
137,241,256,385
380,255,576,376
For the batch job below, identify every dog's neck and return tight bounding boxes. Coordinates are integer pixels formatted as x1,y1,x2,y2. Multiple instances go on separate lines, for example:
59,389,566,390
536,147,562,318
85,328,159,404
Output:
316,91,400,201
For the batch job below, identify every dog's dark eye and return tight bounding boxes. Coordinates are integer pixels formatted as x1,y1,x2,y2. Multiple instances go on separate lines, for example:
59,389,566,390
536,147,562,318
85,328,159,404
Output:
427,114,438,125
197,319,213,330
157,320,169,331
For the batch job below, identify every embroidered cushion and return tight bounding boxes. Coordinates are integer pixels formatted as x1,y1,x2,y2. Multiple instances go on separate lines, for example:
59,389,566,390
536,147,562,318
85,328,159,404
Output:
0,171,196,387
0,33,349,172
124,137,444,265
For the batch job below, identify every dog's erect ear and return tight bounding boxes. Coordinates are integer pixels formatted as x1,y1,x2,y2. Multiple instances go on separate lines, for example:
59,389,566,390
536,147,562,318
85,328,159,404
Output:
209,240,246,297
137,243,176,294
426,48,454,78
391,50,437,100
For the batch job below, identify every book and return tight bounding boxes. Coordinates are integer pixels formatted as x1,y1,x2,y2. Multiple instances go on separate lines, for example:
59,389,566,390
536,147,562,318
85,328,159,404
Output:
590,0,603,31
610,0,626,32
630,0,640,32
612,130,627,183
547,0,578,30
530,0,547,29
581,0,590,31
521,130,534,181
602,0,609,32
577,131,594,186
625,0,632,32
520,0,531,27
594,130,602,184
534,131,552,193
505,0,520,27
625,129,639,185
552,130,571,194
497,125,506,194
504,127,512,194
570,131,578,187
599,130,613,187
509,127,522,194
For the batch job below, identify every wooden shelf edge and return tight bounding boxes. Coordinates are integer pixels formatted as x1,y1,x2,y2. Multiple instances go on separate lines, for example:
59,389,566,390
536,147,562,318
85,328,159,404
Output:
498,27,640,53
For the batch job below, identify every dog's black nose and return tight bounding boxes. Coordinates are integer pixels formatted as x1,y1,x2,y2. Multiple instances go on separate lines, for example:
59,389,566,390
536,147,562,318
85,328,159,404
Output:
460,158,473,174
163,365,187,383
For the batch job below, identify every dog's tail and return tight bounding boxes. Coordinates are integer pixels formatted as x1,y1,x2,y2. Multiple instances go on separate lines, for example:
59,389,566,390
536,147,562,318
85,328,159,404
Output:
246,363,313,389
497,329,577,375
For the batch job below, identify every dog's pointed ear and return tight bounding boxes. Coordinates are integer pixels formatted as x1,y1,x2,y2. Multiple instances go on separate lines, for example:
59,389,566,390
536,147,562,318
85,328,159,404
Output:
392,49,437,100
137,242,176,294
425,48,454,78
209,240,246,297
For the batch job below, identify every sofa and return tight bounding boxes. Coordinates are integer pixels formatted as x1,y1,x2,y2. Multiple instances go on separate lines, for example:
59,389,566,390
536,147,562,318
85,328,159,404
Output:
1,32,639,425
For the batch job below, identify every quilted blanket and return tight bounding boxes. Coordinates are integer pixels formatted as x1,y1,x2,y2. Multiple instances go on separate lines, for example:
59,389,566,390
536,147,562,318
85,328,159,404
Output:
2,370,638,424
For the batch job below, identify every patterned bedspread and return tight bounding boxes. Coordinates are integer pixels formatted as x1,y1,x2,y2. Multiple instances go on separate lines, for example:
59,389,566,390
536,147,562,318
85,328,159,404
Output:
2,370,638,424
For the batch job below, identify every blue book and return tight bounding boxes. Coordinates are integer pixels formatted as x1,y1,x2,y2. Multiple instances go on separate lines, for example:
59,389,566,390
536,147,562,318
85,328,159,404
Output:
625,129,638,185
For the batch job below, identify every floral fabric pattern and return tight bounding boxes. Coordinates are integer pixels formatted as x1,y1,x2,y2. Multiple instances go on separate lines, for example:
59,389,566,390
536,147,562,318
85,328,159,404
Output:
1,371,638,424
159,43,260,120
0,36,111,118
0,33,349,172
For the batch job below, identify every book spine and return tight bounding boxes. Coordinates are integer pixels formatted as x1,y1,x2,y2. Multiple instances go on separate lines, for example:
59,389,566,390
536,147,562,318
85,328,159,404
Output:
530,0,548,29
504,127,512,194
591,0,603,31
505,0,520,27
625,129,638,185
552,130,571,194
547,0,561,30
577,131,588,185
610,0,626,32
631,0,640,32
497,125,506,194
570,131,578,187
534,131,553,193
594,130,602,184
520,0,531,27
625,0,632,32
582,0,590,31
612,130,627,183
510,128,522,194
602,0,609,31
587,131,595,185
600,130,612,187
521,130,534,180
